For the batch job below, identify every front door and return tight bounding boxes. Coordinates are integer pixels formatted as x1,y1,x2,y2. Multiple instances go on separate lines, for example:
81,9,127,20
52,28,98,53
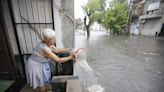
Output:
0,3,16,80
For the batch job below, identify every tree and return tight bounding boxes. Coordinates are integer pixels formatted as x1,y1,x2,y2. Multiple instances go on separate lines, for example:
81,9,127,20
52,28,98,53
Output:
82,0,104,39
75,18,83,30
102,0,128,35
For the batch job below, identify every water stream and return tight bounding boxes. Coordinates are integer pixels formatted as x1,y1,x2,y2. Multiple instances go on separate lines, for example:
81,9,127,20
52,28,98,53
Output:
73,48,105,92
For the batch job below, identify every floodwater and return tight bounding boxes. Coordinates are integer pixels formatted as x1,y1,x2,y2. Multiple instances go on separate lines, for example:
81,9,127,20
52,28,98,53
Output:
75,31,164,92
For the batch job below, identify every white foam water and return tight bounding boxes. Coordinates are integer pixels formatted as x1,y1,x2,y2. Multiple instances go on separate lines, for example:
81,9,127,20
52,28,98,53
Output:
73,49,105,92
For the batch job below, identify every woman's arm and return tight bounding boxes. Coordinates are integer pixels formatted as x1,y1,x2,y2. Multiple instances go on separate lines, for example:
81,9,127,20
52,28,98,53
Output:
50,45,72,53
57,48,72,53
42,48,74,63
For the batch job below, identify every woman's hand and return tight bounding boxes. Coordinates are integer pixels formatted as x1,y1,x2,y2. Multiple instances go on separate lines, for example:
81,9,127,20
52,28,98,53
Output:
65,48,73,52
70,53,76,63
70,53,76,58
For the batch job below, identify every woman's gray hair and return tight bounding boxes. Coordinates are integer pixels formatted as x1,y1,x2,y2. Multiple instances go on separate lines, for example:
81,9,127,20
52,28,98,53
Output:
42,28,56,39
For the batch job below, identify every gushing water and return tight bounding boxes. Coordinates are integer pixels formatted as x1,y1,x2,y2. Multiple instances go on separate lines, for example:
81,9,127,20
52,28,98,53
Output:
73,49,105,92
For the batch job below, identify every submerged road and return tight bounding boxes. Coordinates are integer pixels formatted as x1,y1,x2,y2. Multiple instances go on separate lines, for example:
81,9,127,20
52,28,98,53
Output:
75,31,164,92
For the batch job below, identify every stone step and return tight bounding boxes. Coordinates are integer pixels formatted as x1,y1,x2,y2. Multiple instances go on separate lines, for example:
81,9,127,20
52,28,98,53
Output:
51,75,80,92
66,80,81,92
52,75,79,83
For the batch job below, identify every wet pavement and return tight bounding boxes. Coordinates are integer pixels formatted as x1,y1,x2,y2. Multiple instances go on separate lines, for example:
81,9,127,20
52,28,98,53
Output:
75,31,164,92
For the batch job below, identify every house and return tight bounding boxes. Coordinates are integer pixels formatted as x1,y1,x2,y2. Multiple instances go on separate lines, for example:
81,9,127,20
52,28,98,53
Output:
0,0,74,91
139,0,164,36
129,0,145,35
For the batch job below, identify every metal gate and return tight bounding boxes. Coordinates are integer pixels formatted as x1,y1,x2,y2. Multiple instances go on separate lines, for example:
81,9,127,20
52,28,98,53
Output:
11,0,54,54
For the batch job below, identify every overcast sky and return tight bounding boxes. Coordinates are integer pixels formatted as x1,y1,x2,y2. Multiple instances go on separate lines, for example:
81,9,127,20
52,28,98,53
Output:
74,0,88,19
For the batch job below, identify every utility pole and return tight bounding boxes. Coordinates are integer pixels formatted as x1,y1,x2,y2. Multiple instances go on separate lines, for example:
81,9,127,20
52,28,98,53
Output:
127,0,133,35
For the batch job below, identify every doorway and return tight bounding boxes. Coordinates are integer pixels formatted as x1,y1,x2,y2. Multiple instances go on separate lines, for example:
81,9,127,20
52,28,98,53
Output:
159,23,164,36
0,0,16,80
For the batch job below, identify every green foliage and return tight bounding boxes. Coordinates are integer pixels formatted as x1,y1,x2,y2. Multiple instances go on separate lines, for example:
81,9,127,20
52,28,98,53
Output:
83,0,103,25
102,0,128,34
82,0,105,38
75,18,83,30
82,0,128,37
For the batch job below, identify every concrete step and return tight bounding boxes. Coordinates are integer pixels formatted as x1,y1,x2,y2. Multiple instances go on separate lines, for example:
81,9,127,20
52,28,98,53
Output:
66,80,81,92
51,75,80,92
52,75,79,83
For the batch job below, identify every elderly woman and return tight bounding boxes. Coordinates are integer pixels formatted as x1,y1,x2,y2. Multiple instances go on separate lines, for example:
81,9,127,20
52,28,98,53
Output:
25,28,75,92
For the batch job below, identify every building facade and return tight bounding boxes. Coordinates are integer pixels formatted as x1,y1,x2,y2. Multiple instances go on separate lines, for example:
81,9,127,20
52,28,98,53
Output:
139,0,164,36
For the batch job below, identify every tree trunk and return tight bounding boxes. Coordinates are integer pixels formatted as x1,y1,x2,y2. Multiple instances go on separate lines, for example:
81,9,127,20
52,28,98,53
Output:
83,16,90,39
86,25,90,39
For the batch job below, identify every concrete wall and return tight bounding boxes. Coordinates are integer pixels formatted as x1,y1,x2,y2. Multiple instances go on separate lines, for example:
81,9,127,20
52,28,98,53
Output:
140,18,162,36
62,0,74,48
53,0,74,48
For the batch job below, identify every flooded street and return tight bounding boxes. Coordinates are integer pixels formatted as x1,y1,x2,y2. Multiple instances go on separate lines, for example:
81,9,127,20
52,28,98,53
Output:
75,31,164,92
